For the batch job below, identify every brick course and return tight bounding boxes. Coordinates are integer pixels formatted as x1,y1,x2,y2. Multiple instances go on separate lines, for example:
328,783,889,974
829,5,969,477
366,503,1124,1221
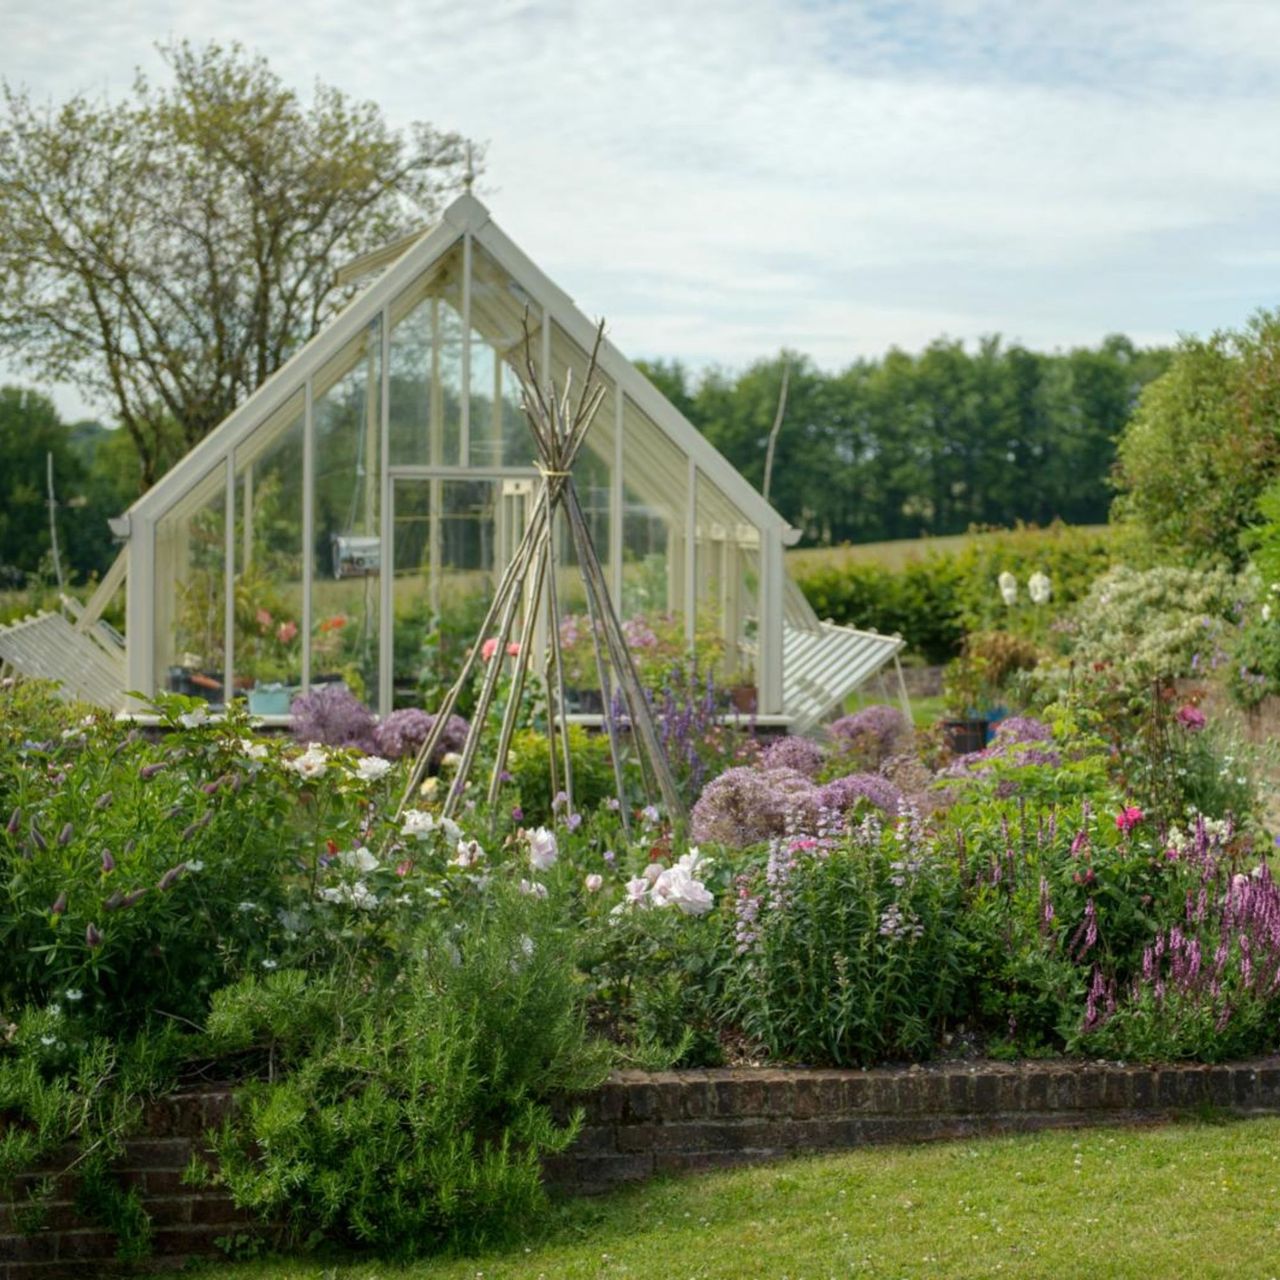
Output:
5,1059,1280,1275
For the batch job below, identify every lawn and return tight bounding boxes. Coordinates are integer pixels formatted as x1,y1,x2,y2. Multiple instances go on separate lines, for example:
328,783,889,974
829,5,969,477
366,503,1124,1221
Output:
193,1116,1280,1279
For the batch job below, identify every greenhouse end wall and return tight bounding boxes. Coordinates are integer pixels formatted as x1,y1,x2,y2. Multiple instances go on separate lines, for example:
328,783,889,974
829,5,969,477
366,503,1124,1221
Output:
125,195,790,718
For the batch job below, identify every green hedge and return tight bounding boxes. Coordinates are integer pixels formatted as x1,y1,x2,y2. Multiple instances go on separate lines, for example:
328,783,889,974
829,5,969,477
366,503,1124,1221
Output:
794,525,1115,663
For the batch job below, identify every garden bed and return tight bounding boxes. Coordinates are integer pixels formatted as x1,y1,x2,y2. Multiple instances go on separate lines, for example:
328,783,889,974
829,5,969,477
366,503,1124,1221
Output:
6,1057,1280,1275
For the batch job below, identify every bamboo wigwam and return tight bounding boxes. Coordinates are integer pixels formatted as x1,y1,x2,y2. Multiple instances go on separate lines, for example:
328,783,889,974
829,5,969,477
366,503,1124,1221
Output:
393,317,684,835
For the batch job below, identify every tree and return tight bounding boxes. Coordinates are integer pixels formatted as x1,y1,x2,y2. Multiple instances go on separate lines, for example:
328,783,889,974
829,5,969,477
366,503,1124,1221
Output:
0,41,474,488
1112,312,1280,566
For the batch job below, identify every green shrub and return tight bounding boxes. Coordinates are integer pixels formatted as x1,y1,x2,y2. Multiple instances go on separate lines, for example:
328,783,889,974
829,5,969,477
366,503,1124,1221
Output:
506,725,618,824
793,524,1113,663
202,883,609,1258
1066,564,1243,686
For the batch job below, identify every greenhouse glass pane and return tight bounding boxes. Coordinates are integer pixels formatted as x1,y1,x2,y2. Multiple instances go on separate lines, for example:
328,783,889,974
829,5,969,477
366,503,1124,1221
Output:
388,243,464,466
546,321,614,630
312,321,381,705
621,395,684,627
469,242,537,467
391,477,504,703
232,392,305,707
154,466,227,702
695,471,761,685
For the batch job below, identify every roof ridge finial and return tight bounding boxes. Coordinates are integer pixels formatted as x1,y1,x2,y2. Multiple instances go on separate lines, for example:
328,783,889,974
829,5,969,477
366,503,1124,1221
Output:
464,141,475,195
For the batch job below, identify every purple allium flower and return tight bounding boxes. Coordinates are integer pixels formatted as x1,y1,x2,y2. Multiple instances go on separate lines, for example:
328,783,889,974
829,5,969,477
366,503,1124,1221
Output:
760,735,825,778
691,766,818,847
991,716,1052,747
828,704,907,766
289,684,377,754
372,708,470,763
814,772,905,819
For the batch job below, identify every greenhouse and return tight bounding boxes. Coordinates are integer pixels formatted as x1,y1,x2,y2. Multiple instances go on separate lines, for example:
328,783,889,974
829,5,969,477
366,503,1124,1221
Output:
24,193,905,728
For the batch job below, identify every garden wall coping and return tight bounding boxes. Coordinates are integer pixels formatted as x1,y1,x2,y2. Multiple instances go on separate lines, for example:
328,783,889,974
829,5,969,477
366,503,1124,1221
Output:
5,1057,1280,1276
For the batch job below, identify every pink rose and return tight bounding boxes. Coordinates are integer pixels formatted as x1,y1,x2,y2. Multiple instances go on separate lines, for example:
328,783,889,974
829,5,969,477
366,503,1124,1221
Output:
481,637,499,661
1176,705,1207,732
277,620,298,645
256,608,273,628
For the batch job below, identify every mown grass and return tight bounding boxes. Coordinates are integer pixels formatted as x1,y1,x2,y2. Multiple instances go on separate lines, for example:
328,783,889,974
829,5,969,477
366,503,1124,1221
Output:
786,524,1112,575
193,1116,1280,1280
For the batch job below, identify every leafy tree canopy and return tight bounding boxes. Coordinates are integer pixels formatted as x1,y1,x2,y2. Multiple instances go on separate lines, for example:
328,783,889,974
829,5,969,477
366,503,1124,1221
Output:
1112,311,1280,567
0,40,475,489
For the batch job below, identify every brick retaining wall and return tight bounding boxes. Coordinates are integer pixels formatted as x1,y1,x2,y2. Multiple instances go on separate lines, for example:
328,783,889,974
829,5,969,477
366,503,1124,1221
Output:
7,1059,1280,1275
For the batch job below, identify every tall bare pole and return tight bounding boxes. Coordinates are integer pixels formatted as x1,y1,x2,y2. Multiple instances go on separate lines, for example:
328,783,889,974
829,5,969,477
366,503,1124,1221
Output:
761,359,790,507
46,452,65,589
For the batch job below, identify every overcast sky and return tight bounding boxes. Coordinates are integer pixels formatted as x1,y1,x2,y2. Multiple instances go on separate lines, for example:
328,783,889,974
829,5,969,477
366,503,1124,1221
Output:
7,0,1280,421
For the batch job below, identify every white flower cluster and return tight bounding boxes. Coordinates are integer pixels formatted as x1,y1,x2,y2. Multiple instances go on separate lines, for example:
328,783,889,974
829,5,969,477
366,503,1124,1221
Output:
1165,815,1231,856
614,848,714,916
401,809,462,842
319,880,379,910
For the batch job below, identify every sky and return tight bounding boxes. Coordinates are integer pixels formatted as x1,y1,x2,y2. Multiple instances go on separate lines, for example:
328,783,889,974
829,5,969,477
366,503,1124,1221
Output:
6,0,1280,421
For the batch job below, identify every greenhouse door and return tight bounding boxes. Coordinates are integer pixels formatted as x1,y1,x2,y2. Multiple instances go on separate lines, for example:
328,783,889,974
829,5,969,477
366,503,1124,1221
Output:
386,475,531,710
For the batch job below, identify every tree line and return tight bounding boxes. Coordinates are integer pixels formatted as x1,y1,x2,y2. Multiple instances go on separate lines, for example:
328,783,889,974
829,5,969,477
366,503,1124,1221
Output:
640,334,1171,545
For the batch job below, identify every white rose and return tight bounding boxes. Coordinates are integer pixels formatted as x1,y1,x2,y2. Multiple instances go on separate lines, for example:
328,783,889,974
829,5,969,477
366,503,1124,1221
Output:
288,743,328,780
527,826,558,871
338,846,379,874
401,809,437,839
354,755,393,782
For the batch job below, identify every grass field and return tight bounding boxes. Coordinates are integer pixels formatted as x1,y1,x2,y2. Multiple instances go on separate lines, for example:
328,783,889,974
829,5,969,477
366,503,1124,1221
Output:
193,1115,1280,1280
786,524,1112,576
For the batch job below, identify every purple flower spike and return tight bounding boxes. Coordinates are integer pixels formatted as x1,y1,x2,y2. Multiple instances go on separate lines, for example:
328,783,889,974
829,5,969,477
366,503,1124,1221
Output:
85,922,103,948
6,807,20,835
51,891,67,916
58,822,74,847
156,863,186,892
101,849,116,874
102,891,124,913
93,792,114,811
139,762,167,780
30,824,47,852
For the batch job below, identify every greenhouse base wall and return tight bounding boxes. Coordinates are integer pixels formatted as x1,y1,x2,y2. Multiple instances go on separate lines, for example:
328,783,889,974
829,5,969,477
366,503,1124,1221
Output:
6,1059,1280,1274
